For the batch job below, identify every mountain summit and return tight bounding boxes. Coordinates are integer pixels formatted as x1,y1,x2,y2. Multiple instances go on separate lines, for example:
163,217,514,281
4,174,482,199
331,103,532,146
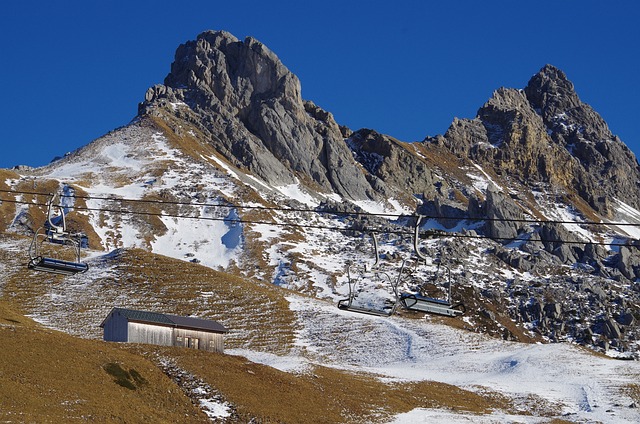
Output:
3,30,640,376
139,30,378,202
433,64,640,216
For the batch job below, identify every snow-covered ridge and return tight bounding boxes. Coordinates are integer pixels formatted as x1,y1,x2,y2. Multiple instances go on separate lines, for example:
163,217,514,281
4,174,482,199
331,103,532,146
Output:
4,97,640,423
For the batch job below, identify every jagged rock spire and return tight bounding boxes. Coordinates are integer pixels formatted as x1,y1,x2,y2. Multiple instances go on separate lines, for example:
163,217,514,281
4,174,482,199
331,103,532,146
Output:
139,30,378,201
525,64,580,112
433,64,640,215
525,64,612,143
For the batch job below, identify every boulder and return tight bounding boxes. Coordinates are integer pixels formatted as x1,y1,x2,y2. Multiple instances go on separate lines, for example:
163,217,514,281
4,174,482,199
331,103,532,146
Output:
616,245,640,281
483,183,524,241
544,303,562,320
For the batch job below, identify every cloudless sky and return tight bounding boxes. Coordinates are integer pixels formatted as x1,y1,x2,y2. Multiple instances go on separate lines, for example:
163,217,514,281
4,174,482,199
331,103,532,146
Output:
1,0,638,169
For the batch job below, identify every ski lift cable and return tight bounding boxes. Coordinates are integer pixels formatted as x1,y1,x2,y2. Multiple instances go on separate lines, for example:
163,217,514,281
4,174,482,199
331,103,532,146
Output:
0,196,384,235
0,188,400,219
1,187,639,229
1,192,640,248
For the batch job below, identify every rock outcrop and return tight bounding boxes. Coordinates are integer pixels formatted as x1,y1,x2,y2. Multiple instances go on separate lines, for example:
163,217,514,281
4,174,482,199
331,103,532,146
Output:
347,129,442,202
139,30,376,201
433,64,640,216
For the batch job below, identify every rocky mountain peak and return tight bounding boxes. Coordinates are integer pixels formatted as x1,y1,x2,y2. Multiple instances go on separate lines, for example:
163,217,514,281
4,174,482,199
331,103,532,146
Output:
477,87,548,148
138,30,377,201
434,64,640,215
525,64,578,110
163,30,302,110
525,64,612,143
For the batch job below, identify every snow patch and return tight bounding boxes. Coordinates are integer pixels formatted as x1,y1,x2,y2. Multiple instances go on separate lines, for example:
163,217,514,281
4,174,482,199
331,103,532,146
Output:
283,294,640,423
470,162,500,192
227,348,311,373
611,198,640,239
352,199,411,217
151,215,241,269
274,182,318,206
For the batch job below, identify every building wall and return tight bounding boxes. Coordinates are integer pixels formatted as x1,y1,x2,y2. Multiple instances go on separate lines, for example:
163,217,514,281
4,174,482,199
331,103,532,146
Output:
174,328,225,353
102,311,129,342
128,322,173,346
102,315,225,353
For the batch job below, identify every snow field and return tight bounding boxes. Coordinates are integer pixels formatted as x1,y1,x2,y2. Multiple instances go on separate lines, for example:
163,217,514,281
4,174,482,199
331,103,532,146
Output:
279,295,640,423
10,120,640,423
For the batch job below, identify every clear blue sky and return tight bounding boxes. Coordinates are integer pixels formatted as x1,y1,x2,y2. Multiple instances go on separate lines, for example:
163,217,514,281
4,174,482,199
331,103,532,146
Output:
1,1,638,169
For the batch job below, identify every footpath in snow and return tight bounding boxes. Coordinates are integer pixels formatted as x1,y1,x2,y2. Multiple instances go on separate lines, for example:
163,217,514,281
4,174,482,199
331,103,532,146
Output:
231,295,640,423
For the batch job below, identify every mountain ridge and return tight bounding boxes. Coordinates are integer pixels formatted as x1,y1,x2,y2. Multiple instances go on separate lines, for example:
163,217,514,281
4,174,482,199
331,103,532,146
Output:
2,29,640,422
6,30,640,353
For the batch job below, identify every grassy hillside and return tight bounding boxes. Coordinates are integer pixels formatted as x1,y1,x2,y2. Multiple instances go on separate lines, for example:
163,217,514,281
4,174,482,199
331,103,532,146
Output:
152,346,507,423
0,234,589,423
0,236,297,354
0,301,208,423
0,234,514,423
1,300,515,423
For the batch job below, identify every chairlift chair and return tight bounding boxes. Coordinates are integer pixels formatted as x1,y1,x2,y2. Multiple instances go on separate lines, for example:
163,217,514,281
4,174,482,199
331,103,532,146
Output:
28,193,89,275
337,232,400,317
398,215,465,317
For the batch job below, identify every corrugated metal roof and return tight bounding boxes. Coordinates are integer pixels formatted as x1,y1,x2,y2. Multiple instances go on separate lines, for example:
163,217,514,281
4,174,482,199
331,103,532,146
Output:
102,307,228,333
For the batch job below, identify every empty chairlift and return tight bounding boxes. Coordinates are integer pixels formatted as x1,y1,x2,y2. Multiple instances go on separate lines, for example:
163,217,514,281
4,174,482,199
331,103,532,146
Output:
337,232,401,317
28,193,89,275
399,216,465,317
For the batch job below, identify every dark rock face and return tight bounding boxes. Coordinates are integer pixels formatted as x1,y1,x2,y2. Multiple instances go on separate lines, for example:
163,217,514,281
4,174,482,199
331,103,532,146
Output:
436,64,640,216
616,244,640,280
525,65,640,213
347,129,441,201
483,183,525,240
133,32,640,355
139,31,375,201
525,64,611,142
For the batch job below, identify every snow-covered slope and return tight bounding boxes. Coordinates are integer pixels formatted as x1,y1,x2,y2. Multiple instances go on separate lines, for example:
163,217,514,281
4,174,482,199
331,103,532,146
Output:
22,123,245,268
3,40,640,421
282,295,640,423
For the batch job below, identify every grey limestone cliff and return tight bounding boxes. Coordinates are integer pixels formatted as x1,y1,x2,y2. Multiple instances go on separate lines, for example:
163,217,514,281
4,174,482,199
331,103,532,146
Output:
139,30,377,201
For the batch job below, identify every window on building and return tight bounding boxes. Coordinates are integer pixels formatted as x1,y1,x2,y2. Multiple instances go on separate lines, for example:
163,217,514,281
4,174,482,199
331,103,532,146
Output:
185,337,199,349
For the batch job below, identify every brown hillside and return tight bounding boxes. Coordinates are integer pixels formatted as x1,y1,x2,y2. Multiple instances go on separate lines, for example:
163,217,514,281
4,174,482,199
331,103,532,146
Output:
0,301,208,423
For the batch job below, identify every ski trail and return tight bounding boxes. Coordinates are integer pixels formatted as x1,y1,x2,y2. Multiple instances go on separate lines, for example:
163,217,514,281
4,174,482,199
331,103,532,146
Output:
285,295,640,423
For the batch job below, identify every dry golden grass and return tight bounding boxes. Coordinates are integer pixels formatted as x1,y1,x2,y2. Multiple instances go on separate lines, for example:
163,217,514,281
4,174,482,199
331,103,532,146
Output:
0,170,21,230
0,295,513,424
0,179,60,235
141,345,508,424
0,236,572,423
60,185,105,251
111,249,298,353
0,301,209,423
413,142,476,187
146,114,220,164
0,236,70,308
0,168,20,181
562,190,603,223
0,227,297,352
0,177,106,252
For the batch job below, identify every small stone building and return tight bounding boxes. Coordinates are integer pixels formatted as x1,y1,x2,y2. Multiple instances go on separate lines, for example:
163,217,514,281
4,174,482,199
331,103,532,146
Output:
100,307,228,353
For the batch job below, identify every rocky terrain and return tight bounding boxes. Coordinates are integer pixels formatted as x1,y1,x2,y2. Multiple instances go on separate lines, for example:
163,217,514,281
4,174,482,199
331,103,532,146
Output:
2,29,640,422
135,31,640,355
